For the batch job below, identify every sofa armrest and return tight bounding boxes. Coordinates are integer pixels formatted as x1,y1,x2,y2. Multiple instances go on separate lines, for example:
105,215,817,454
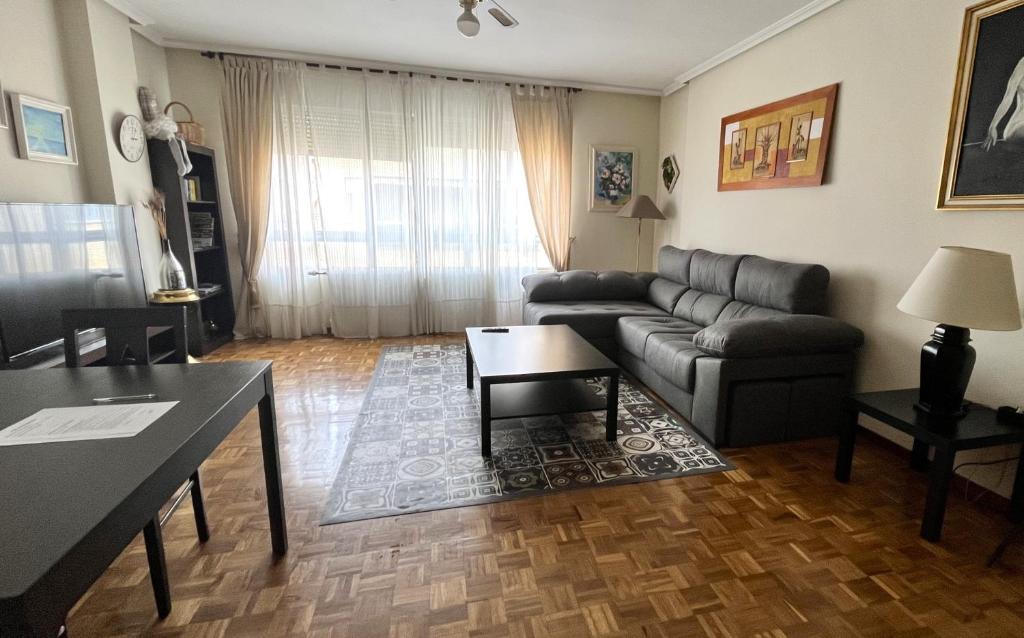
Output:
521,270,656,303
693,315,864,359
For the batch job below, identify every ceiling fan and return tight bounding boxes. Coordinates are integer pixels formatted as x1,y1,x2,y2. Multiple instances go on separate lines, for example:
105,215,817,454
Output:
456,0,519,38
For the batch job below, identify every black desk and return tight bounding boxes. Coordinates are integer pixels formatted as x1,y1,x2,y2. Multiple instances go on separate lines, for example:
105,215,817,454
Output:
836,389,1024,542
0,362,287,637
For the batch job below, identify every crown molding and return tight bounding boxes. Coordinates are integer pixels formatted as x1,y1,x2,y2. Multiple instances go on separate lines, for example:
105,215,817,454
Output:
159,38,665,96
103,0,155,26
129,24,167,46
662,0,844,96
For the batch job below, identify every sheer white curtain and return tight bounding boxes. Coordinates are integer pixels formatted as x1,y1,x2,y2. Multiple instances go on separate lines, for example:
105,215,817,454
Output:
260,63,548,338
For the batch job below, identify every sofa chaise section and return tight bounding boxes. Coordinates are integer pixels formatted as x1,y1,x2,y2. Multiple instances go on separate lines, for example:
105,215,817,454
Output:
522,270,663,357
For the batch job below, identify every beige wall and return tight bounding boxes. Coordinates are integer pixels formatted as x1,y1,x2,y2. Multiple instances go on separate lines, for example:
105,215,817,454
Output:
657,0,1024,496
164,49,244,319
57,0,164,290
0,0,86,202
570,91,661,272
132,31,171,107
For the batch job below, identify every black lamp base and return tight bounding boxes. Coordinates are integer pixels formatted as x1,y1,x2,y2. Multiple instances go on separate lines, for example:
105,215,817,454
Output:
914,324,976,421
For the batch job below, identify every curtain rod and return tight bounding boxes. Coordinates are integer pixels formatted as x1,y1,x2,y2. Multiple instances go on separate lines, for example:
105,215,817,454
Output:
200,50,582,92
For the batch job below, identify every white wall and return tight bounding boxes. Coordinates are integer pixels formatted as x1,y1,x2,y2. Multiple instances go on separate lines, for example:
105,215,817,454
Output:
0,0,86,202
570,90,661,272
657,0,1024,496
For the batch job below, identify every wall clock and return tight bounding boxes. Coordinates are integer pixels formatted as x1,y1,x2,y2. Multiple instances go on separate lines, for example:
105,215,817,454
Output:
118,114,145,162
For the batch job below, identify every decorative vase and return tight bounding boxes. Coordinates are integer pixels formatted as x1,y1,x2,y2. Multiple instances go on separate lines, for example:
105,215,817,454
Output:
159,238,188,291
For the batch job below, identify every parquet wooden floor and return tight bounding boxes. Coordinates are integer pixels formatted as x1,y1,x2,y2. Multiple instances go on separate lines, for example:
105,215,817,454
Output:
64,336,1024,637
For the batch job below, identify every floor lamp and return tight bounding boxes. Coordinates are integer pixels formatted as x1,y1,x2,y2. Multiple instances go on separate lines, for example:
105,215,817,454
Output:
616,195,665,272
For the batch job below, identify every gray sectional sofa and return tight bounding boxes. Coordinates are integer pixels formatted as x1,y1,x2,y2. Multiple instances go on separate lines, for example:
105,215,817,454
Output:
522,246,864,447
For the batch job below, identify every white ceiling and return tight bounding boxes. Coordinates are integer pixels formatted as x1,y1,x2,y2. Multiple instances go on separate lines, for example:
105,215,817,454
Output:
118,0,835,94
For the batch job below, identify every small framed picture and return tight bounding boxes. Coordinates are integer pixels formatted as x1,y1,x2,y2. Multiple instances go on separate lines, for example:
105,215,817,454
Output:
729,128,747,169
590,145,636,211
787,112,813,162
0,81,8,130
752,122,781,179
10,93,78,164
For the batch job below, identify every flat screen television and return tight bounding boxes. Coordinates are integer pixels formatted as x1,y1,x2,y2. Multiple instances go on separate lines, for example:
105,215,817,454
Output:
0,203,146,368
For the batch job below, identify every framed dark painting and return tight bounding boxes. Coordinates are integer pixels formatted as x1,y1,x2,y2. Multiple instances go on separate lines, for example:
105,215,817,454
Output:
939,0,1024,209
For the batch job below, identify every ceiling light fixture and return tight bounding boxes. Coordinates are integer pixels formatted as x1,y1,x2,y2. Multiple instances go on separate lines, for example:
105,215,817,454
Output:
457,0,481,38
488,1,519,28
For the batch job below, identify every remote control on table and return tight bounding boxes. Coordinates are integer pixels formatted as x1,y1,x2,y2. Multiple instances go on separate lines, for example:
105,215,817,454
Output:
481,328,509,333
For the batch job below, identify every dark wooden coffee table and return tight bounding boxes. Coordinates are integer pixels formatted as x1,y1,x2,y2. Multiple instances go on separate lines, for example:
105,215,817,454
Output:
465,325,620,456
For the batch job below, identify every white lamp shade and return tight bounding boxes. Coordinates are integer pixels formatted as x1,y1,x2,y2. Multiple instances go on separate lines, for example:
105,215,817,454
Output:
616,195,665,220
897,246,1022,331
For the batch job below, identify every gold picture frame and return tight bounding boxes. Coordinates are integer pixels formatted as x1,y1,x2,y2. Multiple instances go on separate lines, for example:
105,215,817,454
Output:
938,0,1024,210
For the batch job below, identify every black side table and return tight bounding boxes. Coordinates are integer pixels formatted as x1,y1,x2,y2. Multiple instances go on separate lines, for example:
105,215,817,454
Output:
835,389,1024,543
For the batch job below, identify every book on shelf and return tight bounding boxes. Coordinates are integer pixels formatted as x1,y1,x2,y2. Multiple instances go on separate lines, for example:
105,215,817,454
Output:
184,176,202,202
189,211,215,249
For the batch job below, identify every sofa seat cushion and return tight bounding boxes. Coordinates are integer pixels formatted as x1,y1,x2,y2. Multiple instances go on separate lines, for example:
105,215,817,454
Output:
644,332,708,392
523,301,668,339
616,316,702,359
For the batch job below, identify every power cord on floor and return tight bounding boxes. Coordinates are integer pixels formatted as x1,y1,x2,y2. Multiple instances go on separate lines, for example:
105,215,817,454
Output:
953,456,1022,502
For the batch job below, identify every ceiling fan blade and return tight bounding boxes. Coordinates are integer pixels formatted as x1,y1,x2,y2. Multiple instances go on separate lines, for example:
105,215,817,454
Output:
488,0,519,28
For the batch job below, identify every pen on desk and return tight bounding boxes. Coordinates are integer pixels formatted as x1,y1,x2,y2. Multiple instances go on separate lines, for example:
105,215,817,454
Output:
92,393,159,404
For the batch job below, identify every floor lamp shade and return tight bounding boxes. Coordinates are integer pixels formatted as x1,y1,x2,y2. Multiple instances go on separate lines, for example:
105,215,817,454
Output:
897,247,1021,419
617,196,665,271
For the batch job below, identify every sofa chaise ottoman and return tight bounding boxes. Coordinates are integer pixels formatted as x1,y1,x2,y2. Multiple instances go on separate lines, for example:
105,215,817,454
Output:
521,246,864,447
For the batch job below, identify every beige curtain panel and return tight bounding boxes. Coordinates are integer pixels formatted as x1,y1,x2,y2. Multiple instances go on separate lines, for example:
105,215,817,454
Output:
511,85,573,272
220,55,274,337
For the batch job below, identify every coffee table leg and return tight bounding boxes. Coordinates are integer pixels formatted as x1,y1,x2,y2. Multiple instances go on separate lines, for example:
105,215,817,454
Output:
606,373,619,442
835,406,858,483
465,337,474,389
480,380,491,457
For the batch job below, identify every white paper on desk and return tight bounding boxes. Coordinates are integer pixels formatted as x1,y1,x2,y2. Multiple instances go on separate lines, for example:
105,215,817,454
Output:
0,402,179,446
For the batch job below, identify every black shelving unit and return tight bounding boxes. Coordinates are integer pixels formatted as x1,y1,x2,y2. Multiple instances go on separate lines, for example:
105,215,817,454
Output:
147,141,236,357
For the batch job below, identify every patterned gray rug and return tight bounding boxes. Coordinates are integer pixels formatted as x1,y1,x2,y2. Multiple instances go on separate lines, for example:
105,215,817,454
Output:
321,343,732,525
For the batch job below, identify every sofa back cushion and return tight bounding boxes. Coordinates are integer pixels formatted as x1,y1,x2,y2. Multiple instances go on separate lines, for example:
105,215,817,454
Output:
672,288,732,325
521,270,655,303
668,249,743,326
646,278,687,313
656,246,694,285
733,255,830,314
689,249,743,296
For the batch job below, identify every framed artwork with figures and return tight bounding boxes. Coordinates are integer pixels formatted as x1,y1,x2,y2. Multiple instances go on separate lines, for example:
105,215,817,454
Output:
939,0,1024,209
718,83,837,191
590,145,636,211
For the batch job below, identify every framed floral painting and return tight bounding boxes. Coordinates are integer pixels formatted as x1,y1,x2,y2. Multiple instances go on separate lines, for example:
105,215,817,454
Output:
590,145,636,211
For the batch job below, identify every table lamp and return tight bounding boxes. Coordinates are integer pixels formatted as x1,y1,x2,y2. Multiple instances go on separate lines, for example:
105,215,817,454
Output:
897,246,1021,419
617,195,665,272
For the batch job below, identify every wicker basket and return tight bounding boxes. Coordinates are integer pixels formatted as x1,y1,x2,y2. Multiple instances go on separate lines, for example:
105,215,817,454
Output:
164,101,205,146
